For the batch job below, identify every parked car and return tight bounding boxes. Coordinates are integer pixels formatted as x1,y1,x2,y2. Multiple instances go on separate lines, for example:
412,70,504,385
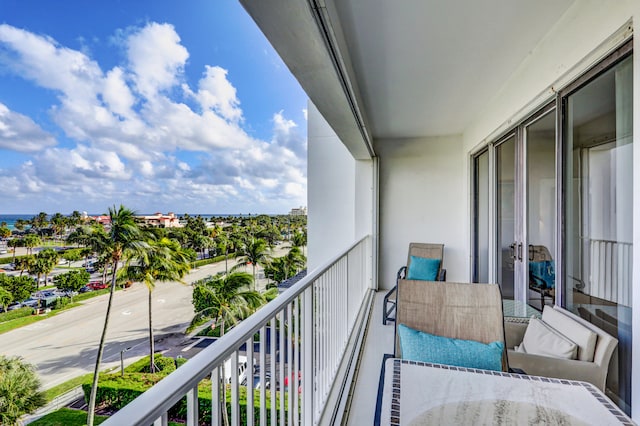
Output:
89,281,108,290
79,285,93,293
22,298,40,308
7,302,23,311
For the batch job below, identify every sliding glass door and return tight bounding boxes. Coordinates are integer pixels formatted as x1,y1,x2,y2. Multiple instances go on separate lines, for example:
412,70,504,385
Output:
562,51,632,414
472,40,632,415
472,108,556,309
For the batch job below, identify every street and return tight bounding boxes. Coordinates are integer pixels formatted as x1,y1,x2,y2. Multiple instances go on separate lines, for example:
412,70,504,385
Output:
0,244,289,389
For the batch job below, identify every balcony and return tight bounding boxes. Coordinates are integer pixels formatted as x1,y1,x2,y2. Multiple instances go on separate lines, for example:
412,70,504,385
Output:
105,236,377,425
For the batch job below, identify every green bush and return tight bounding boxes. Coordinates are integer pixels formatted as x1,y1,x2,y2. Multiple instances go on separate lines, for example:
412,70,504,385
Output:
50,297,70,310
125,354,176,373
82,373,290,424
191,252,237,268
0,307,33,322
175,357,187,368
154,355,177,373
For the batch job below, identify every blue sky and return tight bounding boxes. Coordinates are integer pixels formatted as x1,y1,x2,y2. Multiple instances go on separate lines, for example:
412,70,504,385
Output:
0,0,308,215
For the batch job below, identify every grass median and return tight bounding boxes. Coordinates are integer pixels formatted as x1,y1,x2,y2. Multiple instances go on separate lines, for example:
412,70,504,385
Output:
0,287,115,335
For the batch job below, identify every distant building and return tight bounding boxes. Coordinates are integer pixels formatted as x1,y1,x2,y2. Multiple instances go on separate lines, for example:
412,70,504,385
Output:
289,206,307,216
136,212,182,228
90,215,111,226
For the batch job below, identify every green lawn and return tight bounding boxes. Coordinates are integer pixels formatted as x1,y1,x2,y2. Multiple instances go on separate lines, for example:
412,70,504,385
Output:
30,407,184,425
42,374,93,403
29,408,108,426
0,288,113,335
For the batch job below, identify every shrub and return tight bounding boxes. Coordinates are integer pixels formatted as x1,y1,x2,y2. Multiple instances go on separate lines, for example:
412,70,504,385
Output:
0,307,33,323
125,354,177,374
191,252,237,268
82,375,289,424
175,357,187,368
154,355,177,373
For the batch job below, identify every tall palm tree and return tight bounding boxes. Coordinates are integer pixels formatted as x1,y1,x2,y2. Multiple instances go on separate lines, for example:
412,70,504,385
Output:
292,231,307,255
37,248,59,286
120,237,190,373
22,235,40,256
191,272,264,337
233,238,269,291
87,205,146,426
50,213,66,242
8,238,23,264
15,255,33,277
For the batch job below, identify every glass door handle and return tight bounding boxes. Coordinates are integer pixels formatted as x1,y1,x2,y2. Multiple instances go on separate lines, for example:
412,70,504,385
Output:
517,243,523,261
528,244,534,261
509,243,517,260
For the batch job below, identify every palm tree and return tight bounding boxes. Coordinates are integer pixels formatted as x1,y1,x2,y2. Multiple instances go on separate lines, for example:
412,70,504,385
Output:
28,256,49,290
216,233,230,274
0,355,46,425
87,205,146,426
50,213,66,242
191,272,264,337
37,248,59,286
22,234,40,256
292,231,307,255
120,237,190,373
15,255,33,277
233,238,269,291
8,238,23,264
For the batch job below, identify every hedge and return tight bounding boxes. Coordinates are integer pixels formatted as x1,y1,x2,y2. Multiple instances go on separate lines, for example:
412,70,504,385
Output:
83,370,290,424
0,306,33,322
191,252,237,268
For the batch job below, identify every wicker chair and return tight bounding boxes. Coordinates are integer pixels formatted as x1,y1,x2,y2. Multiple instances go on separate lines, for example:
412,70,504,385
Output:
395,280,508,371
382,243,445,325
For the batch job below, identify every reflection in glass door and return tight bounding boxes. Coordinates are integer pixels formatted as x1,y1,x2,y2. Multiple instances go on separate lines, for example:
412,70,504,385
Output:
562,53,632,414
525,111,556,310
495,136,515,299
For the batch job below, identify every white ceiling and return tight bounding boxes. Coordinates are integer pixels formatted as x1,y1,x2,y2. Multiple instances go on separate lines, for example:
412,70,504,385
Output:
240,0,575,158
332,0,575,139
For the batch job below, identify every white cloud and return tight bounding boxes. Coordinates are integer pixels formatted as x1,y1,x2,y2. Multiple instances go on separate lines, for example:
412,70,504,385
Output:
0,103,57,152
0,22,307,213
192,65,242,122
126,22,189,97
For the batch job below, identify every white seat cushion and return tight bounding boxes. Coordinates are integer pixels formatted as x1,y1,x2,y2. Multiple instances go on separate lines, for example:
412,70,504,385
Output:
520,317,578,360
542,306,598,362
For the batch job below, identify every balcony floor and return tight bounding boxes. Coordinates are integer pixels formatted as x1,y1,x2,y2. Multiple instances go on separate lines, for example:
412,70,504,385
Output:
346,291,395,425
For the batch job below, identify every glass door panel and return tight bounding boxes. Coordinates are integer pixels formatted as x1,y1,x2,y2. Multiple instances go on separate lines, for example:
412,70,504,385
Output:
496,136,515,299
525,111,556,310
472,150,489,283
563,54,632,414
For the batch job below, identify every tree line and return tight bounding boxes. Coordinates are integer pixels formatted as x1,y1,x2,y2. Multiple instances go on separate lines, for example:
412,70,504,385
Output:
0,207,307,425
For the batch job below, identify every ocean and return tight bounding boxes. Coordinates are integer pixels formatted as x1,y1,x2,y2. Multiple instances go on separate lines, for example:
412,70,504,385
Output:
0,214,33,230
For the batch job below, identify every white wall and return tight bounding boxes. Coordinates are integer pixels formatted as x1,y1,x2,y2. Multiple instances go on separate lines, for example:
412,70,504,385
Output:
376,135,466,289
307,101,374,272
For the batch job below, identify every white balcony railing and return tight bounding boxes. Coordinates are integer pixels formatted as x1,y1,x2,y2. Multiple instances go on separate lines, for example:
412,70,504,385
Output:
104,236,373,426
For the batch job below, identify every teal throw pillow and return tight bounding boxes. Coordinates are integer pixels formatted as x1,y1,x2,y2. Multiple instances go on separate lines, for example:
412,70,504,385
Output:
398,324,504,371
406,256,440,280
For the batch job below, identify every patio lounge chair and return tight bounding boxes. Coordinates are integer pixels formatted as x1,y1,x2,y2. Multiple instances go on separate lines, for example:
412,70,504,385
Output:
395,280,508,371
382,242,445,325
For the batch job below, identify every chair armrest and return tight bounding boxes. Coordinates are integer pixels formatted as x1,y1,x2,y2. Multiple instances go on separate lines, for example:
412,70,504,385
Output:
438,268,446,281
508,350,607,391
504,317,528,348
397,266,407,282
